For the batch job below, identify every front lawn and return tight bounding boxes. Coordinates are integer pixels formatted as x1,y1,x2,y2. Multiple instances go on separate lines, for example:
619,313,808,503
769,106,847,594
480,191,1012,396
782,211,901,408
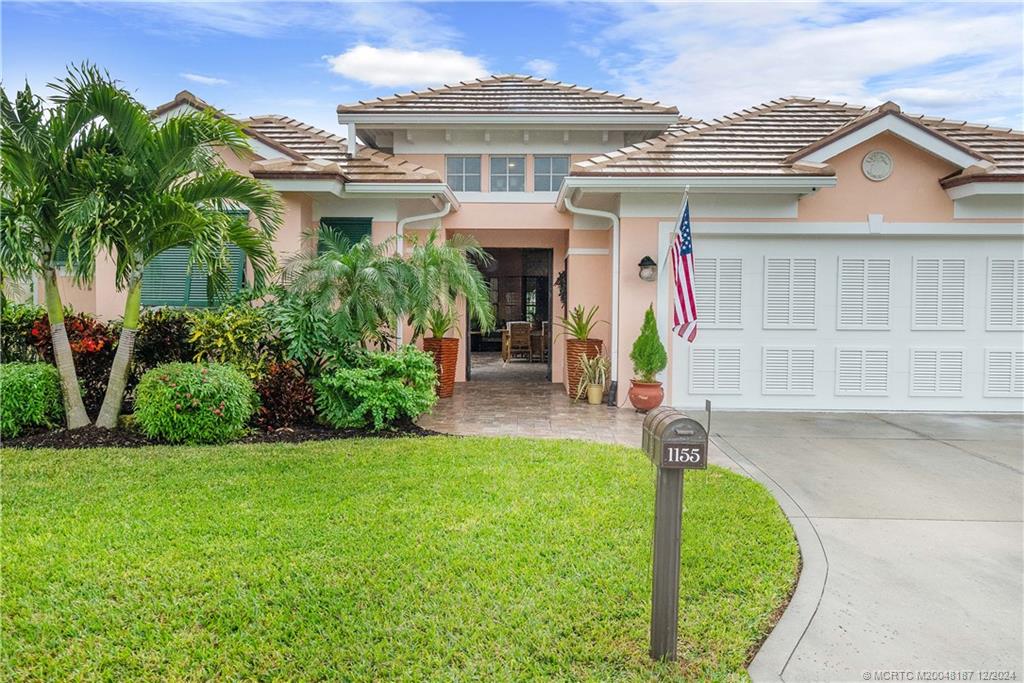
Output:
2,437,798,681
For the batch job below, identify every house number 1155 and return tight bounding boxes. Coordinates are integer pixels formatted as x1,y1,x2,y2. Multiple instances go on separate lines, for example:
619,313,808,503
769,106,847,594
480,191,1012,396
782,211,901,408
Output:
661,445,706,469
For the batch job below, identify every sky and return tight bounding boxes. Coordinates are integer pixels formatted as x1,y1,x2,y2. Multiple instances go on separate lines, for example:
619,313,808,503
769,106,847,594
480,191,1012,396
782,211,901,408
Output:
3,1,1022,136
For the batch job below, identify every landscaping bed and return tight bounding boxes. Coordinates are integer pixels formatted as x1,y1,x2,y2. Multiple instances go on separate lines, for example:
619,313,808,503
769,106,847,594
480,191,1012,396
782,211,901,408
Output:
2,437,798,681
2,420,441,450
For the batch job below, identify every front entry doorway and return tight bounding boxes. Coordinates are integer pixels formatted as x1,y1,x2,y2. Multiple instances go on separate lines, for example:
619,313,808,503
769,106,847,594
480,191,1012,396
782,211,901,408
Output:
467,247,553,383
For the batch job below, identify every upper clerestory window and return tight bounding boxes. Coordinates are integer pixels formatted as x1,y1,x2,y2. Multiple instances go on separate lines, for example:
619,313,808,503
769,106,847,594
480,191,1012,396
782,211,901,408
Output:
446,156,481,191
490,156,525,192
534,155,570,192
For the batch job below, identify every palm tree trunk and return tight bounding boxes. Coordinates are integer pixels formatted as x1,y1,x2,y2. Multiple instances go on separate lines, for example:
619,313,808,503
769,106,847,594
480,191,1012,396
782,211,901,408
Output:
95,277,142,429
43,269,90,429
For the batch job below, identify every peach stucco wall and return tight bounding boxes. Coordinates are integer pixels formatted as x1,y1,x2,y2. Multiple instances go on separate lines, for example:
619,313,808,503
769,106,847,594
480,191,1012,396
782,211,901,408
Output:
798,132,958,222
615,218,662,406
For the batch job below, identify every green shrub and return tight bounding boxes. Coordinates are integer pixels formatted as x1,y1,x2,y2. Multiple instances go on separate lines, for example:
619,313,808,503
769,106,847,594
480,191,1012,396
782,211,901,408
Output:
0,303,45,363
188,304,276,380
0,363,63,438
134,362,256,444
629,305,667,383
314,346,437,431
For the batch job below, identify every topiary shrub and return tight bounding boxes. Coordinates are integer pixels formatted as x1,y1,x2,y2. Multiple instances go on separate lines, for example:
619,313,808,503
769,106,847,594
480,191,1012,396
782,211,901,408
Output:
134,362,256,444
252,360,316,431
629,305,667,383
0,363,64,438
314,346,437,431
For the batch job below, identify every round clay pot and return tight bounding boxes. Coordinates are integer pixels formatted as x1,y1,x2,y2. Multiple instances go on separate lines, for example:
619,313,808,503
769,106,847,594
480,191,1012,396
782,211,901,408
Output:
422,337,459,398
565,338,603,396
628,380,664,412
586,384,605,405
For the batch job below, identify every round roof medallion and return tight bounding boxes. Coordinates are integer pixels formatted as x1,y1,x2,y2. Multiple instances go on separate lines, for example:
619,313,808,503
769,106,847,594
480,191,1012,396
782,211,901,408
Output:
862,150,894,182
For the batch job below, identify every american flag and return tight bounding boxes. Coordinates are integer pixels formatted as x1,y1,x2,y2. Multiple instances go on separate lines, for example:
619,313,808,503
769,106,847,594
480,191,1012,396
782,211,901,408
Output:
671,197,698,342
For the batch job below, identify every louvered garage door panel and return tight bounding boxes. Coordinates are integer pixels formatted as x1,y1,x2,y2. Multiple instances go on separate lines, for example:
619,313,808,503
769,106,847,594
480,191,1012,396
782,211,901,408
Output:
694,257,743,328
835,348,889,396
762,347,815,395
764,258,816,329
987,258,1023,330
910,349,964,396
984,350,1024,397
689,347,741,395
913,258,965,329
838,258,890,329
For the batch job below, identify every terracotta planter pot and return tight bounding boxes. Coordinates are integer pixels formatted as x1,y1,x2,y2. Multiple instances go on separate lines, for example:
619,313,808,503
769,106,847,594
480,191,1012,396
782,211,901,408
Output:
423,337,459,398
565,338,603,396
628,380,664,412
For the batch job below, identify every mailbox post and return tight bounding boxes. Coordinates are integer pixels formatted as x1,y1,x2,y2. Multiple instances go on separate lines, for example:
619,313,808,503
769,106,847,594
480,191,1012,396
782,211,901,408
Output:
641,402,710,661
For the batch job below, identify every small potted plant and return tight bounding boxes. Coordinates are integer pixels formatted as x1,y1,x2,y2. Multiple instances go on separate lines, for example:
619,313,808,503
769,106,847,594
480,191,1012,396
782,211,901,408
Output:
628,305,668,412
421,306,460,398
555,305,605,396
575,353,610,405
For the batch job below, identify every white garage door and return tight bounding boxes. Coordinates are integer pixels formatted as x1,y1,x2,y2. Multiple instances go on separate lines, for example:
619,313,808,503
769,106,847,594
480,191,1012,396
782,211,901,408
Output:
666,235,1024,411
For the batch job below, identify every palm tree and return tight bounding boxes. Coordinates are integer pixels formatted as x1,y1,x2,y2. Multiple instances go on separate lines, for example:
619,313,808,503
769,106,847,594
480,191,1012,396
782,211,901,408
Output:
50,66,282,428
0,78,113,428
406,228,495,339
282,229,411,350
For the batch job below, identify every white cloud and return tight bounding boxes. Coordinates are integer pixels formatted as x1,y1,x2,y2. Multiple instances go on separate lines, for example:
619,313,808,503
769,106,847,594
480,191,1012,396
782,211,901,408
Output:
525,59,557,79
181,72,228,86
324,45,488,88
585,2,1023,125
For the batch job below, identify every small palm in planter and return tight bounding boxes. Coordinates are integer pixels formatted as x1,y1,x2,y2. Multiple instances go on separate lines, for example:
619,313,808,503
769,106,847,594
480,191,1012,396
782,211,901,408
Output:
421,307,460,398
575,353,610,405
628,305,668,412
556,305,606,397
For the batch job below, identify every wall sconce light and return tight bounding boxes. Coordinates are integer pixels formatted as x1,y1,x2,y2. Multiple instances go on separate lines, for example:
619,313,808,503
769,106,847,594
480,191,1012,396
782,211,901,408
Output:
638,256,657,282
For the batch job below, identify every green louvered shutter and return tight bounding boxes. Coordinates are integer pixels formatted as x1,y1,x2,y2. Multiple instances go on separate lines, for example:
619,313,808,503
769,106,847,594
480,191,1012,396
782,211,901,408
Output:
142,244,247,307
319,217,373,255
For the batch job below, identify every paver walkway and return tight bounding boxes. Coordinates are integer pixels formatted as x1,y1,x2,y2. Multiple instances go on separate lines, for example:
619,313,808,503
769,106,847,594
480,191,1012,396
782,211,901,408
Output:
419,383,1024,681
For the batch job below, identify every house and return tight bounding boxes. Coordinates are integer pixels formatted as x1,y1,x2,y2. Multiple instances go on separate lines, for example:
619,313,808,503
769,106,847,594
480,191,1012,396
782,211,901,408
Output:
61,75,1024,411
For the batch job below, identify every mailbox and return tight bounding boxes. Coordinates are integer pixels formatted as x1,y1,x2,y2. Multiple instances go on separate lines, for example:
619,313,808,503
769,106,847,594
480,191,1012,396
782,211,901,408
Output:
642,408,708,470
642,402,711,662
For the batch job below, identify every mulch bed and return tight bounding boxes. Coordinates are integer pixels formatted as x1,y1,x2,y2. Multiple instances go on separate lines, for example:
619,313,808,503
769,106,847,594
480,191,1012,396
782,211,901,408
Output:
3,421,443,450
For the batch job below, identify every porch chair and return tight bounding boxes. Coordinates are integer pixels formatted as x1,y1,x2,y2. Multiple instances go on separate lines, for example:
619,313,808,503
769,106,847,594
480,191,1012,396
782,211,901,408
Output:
507,322,533,362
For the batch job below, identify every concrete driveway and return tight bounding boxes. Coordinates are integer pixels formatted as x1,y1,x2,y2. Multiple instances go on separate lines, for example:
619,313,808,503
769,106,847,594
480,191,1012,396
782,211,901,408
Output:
705,412,1024,682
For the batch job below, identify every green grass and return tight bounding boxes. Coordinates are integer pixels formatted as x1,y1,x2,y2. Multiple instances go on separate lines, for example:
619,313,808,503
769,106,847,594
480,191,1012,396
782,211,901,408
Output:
2,437,798,681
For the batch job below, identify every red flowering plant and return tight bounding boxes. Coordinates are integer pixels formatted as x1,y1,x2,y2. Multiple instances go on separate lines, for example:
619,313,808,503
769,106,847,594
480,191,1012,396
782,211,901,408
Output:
30,312,118,418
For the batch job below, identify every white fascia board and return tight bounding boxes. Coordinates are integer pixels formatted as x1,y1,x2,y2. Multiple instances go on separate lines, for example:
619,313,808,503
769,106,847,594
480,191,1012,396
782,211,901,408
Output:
261,178,345,197
945,181,1024,200
338,113,679,128
455,191,558,204
340,183,460,210
800,114,981,168
557,175,835,207
692,220,1024,237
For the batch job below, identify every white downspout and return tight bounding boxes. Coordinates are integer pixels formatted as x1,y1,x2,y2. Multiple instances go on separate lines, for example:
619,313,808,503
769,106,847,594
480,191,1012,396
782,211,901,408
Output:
563,192,621,405
395,196,453,346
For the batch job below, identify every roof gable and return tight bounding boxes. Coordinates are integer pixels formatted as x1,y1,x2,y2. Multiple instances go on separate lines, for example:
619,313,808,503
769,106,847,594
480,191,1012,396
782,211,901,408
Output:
337,74,679,119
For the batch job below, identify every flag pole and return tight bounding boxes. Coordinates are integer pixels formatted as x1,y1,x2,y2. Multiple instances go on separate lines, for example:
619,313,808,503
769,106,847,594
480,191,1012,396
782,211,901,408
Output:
663,184,690,388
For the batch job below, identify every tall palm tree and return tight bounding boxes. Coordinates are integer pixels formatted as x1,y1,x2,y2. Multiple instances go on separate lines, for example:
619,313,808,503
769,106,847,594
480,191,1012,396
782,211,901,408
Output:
51,66,283,428
283,229,410,350
406,228,495,339
0,78,113,428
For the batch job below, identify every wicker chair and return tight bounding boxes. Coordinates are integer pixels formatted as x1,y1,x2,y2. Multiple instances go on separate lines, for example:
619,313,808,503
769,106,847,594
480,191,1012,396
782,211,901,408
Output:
507,322,533,362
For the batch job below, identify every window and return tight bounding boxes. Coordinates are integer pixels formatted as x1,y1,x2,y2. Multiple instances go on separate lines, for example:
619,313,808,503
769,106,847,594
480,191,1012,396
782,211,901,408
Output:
910,348,964,396
986,258,1024,330
141,210,249,307
762,347,815,395
490,156,525,192
912,258,965,329
764,257,816,329
534,155,569,192
835,348,889,396
445,156,481,192
837,258,890,329
689,346,741,394
318,217,372,254
694,257,742,328
984,349,1024,397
